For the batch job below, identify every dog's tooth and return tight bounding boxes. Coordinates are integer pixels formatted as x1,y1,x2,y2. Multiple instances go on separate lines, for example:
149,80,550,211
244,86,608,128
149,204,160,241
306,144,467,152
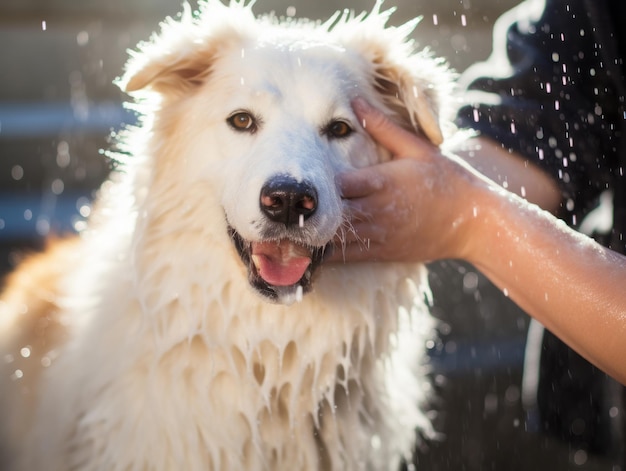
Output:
251,254,262,270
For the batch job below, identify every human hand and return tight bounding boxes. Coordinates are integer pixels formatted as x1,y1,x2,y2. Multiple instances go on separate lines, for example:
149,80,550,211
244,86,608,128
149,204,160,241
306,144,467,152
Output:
330,98,487,264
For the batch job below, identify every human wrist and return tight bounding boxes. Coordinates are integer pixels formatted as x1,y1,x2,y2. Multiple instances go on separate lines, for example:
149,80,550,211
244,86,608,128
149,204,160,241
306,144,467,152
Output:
452,182,511,266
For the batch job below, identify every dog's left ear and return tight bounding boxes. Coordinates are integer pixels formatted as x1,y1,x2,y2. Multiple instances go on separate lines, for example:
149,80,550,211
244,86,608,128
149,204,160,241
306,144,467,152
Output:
330,8,451,146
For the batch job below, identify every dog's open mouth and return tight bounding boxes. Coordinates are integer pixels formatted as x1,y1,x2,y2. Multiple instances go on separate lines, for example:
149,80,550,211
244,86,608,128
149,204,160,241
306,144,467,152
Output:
228,227,329,302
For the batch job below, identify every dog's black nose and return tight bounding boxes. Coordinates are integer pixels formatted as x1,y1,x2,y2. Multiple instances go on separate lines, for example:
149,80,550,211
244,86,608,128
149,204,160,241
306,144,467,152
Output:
260,175,318,226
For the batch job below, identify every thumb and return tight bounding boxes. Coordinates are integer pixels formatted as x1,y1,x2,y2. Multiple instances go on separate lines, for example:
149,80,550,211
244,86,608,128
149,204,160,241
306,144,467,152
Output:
336,166,386,199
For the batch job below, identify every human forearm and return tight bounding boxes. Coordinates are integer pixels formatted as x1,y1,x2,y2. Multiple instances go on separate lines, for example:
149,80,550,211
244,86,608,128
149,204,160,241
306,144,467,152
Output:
466,186,626,383
453,136,562,213
337,98,626,383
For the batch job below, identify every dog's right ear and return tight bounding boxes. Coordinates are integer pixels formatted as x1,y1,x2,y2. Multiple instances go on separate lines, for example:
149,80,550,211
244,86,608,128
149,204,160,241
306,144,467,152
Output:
118,2,252,95
329,5,453,146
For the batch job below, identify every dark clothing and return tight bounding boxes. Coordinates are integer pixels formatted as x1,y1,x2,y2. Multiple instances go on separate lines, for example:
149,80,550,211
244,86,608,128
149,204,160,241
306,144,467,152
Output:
458,0,626,252
456,0,626,465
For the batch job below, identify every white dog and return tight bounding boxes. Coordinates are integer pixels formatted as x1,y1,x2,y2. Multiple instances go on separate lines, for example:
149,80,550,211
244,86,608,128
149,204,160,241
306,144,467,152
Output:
0,1,452,469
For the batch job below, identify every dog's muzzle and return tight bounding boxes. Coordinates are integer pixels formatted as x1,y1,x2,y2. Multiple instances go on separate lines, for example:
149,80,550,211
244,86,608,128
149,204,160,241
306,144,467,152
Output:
229,175,332,303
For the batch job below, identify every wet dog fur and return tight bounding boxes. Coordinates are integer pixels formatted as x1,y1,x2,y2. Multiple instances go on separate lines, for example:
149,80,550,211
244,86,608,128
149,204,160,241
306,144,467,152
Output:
0,1,452,469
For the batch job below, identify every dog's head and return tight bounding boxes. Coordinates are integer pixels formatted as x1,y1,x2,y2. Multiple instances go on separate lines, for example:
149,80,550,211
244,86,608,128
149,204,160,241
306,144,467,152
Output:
119,1,451,304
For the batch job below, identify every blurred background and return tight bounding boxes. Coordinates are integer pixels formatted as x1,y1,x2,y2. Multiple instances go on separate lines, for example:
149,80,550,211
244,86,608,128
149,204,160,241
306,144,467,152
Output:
0,0,622,469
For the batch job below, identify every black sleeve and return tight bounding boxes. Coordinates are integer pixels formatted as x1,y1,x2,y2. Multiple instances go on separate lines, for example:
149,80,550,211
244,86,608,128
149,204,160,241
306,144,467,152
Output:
456,0,622,221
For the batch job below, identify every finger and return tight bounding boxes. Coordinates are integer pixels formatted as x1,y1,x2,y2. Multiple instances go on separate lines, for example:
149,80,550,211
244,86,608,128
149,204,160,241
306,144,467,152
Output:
336,166,385,199
352,97,434,159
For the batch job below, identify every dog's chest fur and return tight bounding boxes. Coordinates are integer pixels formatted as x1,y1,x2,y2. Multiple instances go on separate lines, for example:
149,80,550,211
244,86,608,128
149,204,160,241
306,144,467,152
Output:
0,0,451,469
32,234,431,471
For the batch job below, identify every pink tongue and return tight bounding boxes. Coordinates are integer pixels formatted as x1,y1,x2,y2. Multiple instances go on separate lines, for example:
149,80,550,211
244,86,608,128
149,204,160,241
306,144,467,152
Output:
251,240,312,287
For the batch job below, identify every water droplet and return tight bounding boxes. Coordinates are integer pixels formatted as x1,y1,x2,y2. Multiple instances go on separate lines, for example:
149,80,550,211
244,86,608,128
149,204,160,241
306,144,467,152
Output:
504,385,520,404
462,272,479,292
41,20,47,31
286,6,296,17
24,209,32,221
12,369,23,380
73,220,87,232
11,165,24,181
460,14,467,27
295,285,303,303
432,14,438,25
484,393,498,413
36,218,50,236
444,340,457,353
57,141,71,168
573,450,588,466
298,213,304,228
51,178,64,195
20,347,31,358
79,204,91,218
76,30,89,46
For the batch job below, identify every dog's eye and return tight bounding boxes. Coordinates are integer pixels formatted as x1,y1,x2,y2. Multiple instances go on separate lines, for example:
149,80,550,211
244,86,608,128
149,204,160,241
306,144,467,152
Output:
325,120,353,139
227,111,257,133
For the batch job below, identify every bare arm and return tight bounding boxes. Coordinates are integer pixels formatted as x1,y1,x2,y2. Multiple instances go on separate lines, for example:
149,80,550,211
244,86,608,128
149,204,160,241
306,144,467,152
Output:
468,184,626,384
455,136,562,213
334,98,626,384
